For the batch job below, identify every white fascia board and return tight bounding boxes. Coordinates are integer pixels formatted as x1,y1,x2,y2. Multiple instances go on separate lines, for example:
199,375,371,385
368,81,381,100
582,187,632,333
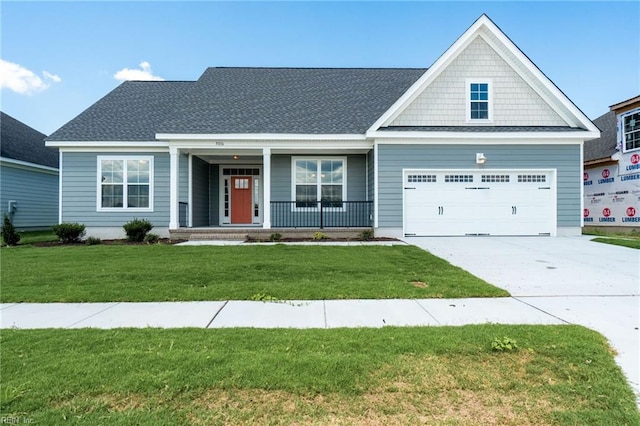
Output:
367,130,600,142
46,140,168,148
156,133,367,141
0,156,59,173
166,138,373,151
370,135,594,145
367,16,488,133
366,14,600,135
477,24,599,133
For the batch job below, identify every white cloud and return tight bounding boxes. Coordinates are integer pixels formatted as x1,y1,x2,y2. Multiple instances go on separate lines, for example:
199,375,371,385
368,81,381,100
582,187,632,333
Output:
0,59,61,95
43,70,62,83
114,61,164,82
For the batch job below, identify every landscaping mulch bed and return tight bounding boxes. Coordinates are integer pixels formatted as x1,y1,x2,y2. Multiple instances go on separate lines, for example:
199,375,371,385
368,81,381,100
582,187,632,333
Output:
28,237,398,247
31,238,186,248
246,237,400,243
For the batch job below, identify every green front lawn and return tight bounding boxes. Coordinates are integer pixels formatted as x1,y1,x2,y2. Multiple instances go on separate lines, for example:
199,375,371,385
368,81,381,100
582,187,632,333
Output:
0,245,508,302
1,326,637,424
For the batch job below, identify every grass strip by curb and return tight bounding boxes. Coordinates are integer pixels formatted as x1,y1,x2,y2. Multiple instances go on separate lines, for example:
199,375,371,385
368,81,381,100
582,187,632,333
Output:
1,325,638,424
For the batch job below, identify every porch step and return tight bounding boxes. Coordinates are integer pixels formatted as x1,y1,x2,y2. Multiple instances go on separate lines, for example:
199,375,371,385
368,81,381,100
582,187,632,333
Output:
189,233,248,241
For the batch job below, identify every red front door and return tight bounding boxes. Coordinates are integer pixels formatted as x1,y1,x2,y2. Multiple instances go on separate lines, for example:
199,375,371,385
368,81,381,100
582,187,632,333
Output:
231,176,253,224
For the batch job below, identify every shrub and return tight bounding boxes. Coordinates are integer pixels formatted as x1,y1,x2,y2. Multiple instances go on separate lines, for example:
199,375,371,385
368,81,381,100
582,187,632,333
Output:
359,229,374,241
144,233,160,244
269,233,282,242
53,222,86,243
85,236,102,246
313,232,328,241
1,214,20,246
123,218,154,242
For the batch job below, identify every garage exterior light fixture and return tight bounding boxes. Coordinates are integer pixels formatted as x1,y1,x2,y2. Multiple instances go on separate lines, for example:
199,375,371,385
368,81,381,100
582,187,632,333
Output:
476,153,487,164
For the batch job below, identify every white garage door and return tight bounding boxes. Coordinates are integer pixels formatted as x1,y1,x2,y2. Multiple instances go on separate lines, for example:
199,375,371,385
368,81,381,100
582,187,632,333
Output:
404,169,556,236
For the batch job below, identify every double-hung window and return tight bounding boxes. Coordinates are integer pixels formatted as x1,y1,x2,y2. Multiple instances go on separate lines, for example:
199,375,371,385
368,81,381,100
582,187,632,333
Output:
293,158,346,209
98,156,153,211
622,110,640,152
467,80,492,122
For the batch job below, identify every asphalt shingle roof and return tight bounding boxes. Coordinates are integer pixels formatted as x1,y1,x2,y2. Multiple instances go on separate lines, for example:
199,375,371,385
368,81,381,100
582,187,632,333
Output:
47,81,195,141
158,67,427,135
1,112,57,168
583,111,617,162
47,68,427,141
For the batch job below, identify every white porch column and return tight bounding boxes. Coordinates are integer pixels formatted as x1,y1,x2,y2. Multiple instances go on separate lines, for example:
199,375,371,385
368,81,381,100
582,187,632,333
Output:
188,153,193,228
169,147,179,230
262,147,271,229
373,141,379,229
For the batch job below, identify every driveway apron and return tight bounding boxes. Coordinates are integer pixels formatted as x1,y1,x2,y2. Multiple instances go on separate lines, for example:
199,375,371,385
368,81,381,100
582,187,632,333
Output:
405,236,640,401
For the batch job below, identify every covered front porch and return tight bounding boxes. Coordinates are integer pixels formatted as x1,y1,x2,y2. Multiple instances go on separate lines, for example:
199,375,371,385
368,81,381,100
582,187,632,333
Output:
167,142,374,232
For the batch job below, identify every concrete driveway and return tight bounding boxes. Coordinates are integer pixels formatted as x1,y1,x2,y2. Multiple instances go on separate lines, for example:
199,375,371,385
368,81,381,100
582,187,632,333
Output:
405,236,640,401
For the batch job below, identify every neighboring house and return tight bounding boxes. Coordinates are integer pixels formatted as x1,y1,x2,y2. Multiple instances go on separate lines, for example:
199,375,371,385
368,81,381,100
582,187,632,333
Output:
46,15,599,239
0,112,59,230
583,95,640,232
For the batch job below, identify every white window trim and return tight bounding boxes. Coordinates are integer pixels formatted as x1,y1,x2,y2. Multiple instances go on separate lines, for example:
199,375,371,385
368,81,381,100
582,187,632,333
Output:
96,155,154,212
291,156,347,212
466,78,493,124
620,109,640,153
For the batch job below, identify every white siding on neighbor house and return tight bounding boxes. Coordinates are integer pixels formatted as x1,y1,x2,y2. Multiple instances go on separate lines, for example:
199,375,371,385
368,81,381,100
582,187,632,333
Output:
0,162,58,229
390,37,567,127
376,143,581,229
60,152,170,227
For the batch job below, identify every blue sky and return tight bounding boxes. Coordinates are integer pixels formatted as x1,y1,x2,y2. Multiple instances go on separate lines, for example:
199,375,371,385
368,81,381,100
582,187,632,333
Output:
1,1,638,135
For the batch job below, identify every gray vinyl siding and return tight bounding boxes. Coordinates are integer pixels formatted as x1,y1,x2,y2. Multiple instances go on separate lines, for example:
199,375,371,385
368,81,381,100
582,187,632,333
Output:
192,156,210,227
61,152,169,227
270,154,367,200
377,144,581,228
367,149,374,202
209,164,219,225
179,153,188,203
0,163,58,229
270,155,290,202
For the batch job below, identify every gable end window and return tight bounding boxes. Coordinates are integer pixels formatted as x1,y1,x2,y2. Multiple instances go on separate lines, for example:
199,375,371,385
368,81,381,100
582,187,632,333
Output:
622,110,640,152
97,156,153,211
467,80,492,123
292,158,346,209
